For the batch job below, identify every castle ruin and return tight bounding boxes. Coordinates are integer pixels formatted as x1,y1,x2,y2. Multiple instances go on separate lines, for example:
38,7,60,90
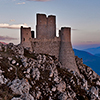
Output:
20,13,78,73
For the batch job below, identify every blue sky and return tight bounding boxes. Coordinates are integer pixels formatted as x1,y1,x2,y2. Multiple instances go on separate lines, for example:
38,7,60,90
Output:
0,0,100,49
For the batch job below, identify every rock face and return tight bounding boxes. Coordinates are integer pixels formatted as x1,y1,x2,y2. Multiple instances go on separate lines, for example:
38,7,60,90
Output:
0,43,100,100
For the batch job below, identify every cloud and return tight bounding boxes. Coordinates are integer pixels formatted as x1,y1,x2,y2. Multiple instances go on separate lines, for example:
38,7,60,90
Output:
0,23,29,29
0,35,18,41
27,0,50,2
10,19,15,22
17,2,25,5
72,29,79,31
56,28,60,30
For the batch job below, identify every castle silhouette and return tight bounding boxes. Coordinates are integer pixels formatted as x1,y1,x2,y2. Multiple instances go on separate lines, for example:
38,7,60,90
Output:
20,13,78,72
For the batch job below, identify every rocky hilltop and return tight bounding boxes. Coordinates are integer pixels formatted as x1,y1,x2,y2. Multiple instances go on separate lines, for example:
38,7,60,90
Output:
0,43,100,100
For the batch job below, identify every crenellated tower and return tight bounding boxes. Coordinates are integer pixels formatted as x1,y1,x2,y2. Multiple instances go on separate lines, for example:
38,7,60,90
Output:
36,14,56,39
20,26,32,50
47,15,56,38
36,14,47,39
59,27,77,72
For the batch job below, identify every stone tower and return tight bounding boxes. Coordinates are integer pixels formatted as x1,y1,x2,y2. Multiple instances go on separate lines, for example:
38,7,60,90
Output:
47,15,56,38
36,14,56,39
59,27,78,72
20,26,32,49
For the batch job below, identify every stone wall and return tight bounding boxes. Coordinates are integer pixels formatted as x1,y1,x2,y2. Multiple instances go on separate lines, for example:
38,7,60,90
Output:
30,37,60,58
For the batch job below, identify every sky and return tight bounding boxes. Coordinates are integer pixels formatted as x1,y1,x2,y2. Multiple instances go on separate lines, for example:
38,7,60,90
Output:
0,0,100,49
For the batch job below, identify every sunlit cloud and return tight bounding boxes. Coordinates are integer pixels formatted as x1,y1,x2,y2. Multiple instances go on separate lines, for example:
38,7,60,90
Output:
0,23,29,29
72,29,79,31
27,0,50,2
0,35,18,41
17,2,25,5
10,19,15,22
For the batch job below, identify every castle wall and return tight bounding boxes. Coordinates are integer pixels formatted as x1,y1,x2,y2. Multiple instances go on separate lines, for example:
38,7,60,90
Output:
36,25,47,38
59,27,78,72
30,37,60,58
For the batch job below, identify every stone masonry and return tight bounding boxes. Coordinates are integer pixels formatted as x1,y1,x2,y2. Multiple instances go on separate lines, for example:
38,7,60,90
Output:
20,13,78,73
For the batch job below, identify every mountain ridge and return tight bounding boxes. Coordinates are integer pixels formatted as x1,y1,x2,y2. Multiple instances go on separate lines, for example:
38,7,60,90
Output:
83,46,100,54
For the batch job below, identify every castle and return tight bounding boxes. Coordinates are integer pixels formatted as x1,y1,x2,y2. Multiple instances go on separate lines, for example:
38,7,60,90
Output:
20,13,78,72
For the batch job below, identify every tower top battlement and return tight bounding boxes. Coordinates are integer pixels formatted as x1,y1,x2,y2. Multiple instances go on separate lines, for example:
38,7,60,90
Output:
21,26,31,29
36,13,56,39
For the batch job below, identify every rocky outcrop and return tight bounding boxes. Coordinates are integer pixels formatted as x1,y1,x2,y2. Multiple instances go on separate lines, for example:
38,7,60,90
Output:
8,78,34,100
0,70,8,84
0,43,100,100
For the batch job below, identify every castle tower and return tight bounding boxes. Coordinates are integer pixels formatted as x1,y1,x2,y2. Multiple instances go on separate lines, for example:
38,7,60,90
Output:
36,14,48,39
20,26,32,50
59,27,78,72
36,14,56,39
47,15,56,38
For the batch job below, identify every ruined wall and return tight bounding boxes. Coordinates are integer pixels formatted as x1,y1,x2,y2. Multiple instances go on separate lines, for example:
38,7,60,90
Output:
59,27,78,72
30,37,60,58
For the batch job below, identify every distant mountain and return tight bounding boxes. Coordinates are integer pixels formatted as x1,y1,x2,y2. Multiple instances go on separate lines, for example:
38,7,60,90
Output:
95,53,100,57
0,41,7,45
73,49,100,75
83,46,100,54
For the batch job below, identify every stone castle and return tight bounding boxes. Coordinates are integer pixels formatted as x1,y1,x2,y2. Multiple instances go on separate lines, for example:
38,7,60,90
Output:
20,13,78,72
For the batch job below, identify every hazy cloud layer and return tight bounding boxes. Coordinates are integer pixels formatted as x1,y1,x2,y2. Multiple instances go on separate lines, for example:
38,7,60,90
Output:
72,29,79,31
0,35,18,41
27,0,50,2
10,19,15,22
0,23,29,29
56,28,79,31
17,2,25,5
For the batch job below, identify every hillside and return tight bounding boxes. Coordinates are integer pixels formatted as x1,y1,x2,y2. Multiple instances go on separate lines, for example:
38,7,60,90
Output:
73,49,100,75
0,43,100,100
